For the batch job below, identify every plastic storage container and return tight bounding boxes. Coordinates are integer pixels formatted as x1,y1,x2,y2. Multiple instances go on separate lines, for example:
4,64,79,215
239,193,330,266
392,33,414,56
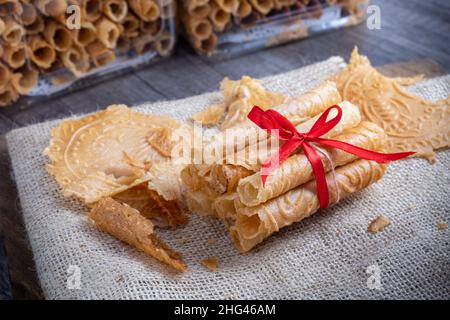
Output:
0,0,176,107
180,0,369,58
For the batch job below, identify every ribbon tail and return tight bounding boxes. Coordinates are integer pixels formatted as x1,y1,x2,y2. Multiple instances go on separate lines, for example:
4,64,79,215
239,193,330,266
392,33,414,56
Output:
314,138,415,163
303,141,329,208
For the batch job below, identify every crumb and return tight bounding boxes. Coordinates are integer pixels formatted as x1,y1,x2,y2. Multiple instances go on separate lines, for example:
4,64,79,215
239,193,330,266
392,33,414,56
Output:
116,275,124,283
201,256,218,271
335,229,341,236
368,215,390,234
437,222,448,230
207,238,217,245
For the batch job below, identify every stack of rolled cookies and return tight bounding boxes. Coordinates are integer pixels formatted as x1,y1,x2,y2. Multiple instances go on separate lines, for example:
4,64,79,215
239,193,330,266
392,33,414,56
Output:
182,81,389,251
0,0,176,107
180,0,366,54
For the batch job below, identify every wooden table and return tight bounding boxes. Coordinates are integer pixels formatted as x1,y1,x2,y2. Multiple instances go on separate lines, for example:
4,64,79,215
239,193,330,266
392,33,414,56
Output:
0,0,449,299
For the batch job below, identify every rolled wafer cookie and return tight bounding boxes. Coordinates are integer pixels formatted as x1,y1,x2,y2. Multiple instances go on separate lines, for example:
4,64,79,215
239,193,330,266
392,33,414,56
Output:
249,0,274,15
0,84,19,107
24,15,45,35
229,159,387,252
73,21,97,46
35,0,68,17
11,65,39,95
0,61,12,91
43,20,73,51
102,0,128,22
2,18,25,46
185,0,211,19
215,0,239,13
83,0,103,21
237,121,387,206
86,40,115,67
19,1,37,26
209,1,231,32
129,0,160,22
205,100,362,196
95,17,120,49
27,36,57,69
60,44,90,77
2,43,26,69
0,0,23,17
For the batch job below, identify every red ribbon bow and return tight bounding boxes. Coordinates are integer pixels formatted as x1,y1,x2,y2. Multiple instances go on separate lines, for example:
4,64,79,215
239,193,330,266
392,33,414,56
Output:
248,105,415,208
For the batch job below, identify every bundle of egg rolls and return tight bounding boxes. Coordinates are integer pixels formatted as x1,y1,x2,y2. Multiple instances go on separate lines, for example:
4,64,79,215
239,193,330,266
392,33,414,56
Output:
0,0,176,107
182,80,389,252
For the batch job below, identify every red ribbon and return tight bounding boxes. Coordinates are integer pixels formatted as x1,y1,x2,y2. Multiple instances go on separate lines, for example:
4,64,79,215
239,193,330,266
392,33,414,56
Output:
247,105,415,208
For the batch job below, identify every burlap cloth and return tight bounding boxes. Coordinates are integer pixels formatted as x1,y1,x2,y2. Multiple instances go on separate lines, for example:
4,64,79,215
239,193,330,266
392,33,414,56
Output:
5,57,450,300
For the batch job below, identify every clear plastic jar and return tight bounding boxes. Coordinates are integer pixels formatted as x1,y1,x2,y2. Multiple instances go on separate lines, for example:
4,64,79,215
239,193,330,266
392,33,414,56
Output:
0,0,177,107
180,0,370,58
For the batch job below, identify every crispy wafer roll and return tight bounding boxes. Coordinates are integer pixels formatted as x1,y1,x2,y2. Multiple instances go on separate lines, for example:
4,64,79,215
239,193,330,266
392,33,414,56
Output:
0,0,22,17
2,19,24,45
194,31,217,53
154,31,174,56
103,0,128,22
122,12,140,37
215,0,239,13
249,0,274,15
24,14,44,35
230,159,387,252
87,40,115,66
27,36,56,69
185,0,210,19
11,65,39,95
184,15,212,41
236,8,262,27
0,61,12,91
60,44,90,77
0,18,4,35
116,34,130,52
273,0,295,10
43,20,73,51
235,0,252,17
0,84,19,107
132,33,154,54
95,17,120,49
83,0,103,21
204,101,362,195
35,0,68,17
238,121,387,206
209,1,231,32
160,0,176,19
89,198,187,272
129,0,160,22
73,21,97,46
140,17,161,35
2,43,26,68
19,1,37,26
203,81,342,163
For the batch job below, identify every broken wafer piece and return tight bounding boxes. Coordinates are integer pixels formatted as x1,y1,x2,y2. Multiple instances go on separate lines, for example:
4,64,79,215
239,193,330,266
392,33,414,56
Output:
89,198,187,272
113,184,188,228
192,104,226,125
201,256,218,271
367,215,390,234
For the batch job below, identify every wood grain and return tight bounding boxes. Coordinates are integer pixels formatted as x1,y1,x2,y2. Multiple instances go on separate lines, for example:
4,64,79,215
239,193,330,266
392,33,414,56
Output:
0,0,448,299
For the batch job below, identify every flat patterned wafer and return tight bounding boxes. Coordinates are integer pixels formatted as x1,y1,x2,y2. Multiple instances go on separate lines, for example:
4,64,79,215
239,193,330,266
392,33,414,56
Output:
44,105,182,204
